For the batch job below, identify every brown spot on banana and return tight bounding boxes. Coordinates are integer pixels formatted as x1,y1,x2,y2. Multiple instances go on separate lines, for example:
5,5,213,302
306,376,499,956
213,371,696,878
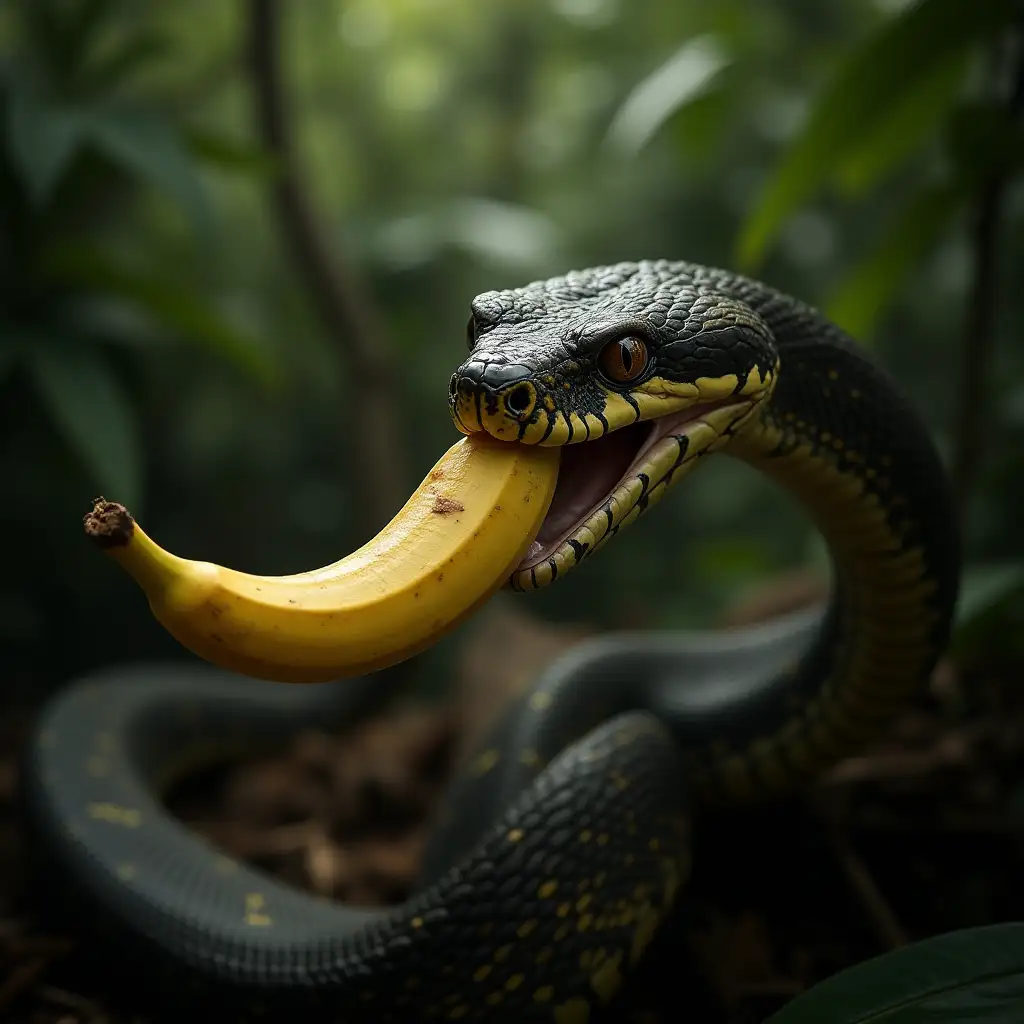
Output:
431,496,466,515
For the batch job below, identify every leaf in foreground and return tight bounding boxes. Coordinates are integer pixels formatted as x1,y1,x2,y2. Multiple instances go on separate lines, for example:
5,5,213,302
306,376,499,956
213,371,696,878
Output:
767,923,1024,1023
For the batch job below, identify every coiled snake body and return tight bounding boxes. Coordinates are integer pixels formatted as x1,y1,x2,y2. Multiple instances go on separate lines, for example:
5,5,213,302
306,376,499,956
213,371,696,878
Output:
22,262,959,1021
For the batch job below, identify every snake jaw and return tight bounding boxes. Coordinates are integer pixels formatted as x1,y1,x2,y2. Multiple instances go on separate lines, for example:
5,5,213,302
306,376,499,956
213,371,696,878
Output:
509,394,765,590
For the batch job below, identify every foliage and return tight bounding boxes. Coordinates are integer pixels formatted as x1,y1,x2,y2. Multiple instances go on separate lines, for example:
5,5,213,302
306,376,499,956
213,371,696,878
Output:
767,923,1024,1023
0,0,275,509
728,0,1024,659
732,3,1024,1018
736,0,1015,286
0,0,1022,1017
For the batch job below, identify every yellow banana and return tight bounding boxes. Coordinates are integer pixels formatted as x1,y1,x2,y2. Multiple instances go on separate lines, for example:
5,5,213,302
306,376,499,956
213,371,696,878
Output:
84,435,560,683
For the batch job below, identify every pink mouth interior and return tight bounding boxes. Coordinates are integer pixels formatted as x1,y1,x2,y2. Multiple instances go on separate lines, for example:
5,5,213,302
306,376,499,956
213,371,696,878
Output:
519,402,719,570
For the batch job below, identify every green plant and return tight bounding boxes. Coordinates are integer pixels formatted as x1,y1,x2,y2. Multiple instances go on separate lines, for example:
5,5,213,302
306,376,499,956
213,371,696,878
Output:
0,0,275,509
736,3,1024,1017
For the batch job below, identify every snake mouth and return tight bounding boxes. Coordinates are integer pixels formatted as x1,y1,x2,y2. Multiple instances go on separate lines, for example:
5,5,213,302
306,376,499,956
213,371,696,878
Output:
510,396,759,590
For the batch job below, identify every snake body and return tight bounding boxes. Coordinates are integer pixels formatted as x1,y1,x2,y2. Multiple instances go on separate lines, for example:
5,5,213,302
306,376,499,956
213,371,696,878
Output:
21,262,959,1021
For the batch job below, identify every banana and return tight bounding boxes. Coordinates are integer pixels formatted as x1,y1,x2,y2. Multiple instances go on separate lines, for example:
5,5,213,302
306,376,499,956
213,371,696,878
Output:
84,435,561,683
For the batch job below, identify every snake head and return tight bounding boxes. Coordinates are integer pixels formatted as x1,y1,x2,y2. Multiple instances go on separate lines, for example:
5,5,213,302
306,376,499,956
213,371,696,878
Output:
448,260,779,590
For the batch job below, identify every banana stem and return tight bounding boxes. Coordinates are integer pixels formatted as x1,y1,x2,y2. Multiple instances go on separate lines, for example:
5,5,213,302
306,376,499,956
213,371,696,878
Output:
83,498,191,596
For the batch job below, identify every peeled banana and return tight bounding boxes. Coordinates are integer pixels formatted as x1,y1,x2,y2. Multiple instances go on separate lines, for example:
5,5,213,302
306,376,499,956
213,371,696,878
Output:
84,435,561,683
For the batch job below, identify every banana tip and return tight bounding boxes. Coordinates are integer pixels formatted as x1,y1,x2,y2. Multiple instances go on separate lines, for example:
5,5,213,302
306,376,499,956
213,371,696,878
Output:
84,497,135,549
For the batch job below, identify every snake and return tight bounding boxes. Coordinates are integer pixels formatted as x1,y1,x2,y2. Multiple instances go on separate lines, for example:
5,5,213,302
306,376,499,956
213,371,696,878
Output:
21,261,959,1022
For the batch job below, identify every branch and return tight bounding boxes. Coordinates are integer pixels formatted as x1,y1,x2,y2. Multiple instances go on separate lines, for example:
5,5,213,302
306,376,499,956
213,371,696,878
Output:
952,29,1024,521
246,0,407,538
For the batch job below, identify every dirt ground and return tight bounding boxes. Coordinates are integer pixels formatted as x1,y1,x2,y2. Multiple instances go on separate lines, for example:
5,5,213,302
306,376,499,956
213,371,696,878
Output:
2,580,1022,1023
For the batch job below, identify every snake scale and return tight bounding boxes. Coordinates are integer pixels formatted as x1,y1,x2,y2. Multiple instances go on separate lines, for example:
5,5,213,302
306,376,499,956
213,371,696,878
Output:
21,261,959,1022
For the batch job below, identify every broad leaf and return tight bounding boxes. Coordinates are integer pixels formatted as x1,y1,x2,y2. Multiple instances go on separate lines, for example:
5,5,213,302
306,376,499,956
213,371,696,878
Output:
5,84,87,204
604,35,730,157
86,107,211,234
26,339,142,509
767,923,1024,1023
737,0,1013,269
825,181,966,340
835,51,967,197
47,244,278,387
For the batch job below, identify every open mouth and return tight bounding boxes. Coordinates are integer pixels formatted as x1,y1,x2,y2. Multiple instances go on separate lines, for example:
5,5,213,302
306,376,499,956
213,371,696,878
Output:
514,397,753,583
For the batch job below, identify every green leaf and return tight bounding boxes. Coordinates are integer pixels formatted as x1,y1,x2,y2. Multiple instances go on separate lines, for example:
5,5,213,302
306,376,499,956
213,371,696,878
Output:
955,562,1024,632
85,107,211,234
825,181,966,340
26,338,142,509
604,35,730,156
835,51,967,197
5,84,87,204
736,0,1013,270
47,244,278,388
767,923,1024,1023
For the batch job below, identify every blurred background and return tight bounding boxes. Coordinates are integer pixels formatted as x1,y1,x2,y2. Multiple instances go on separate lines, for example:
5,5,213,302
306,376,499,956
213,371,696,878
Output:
1,1,1022,1020
1,0,1020,705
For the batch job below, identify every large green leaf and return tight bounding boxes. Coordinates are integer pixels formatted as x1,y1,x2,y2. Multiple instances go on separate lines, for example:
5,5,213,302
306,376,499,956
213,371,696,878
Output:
825,181,967,340
736,0,1013,270
5,83,88,204
604,35,731,157
835,51,967,197
26,338,142,510
767,923,1024,1023
47,244,278,388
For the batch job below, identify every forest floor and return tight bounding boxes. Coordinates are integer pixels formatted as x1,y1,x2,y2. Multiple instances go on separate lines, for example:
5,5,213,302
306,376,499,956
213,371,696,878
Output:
1,578,1022,1023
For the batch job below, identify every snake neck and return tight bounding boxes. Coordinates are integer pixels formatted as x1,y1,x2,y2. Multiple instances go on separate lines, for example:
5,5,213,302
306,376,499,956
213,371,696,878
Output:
693,287,959,800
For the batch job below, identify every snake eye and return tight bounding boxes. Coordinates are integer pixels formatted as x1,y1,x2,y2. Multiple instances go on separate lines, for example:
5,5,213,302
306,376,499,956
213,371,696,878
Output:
597,336,650,384
466,314,478,349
